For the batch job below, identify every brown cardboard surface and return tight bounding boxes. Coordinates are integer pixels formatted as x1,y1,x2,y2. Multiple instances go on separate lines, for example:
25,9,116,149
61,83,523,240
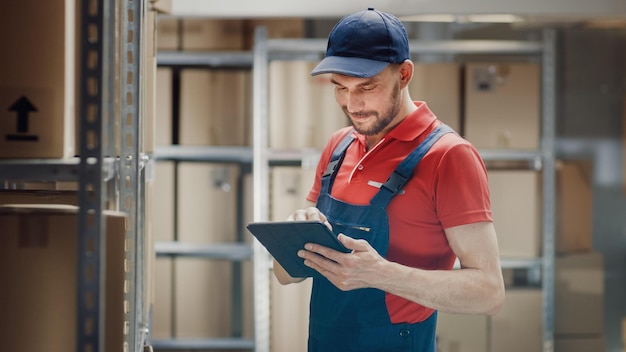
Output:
179,69,251,146
270,277,312,352
409,63,461,132
156,17,180,50
489,170,541,258
556,161,593,253
155,68,173,146
181,19,245,51
465,62,540,150
0,190,78,206
555,252,604,335
269,167,315,351
143,178,156,334
151,162,175,338
0,205,126,352
0,0,76,158
436,312,488,352
490,289,543,352
554,337,605,352
269,61,347,149
270,167,316,221
174,163,241,337
243,19,305,49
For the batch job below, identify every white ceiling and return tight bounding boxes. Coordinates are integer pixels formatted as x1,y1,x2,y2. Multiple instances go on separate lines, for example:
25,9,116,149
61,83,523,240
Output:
169,0,626,21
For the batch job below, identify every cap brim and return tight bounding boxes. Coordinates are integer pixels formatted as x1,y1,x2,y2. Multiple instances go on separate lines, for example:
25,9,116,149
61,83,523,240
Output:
310,56,389,78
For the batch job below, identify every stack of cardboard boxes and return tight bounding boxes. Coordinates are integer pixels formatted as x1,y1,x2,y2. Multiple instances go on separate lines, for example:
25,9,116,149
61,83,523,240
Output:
151,16,308,343
436,62,604,352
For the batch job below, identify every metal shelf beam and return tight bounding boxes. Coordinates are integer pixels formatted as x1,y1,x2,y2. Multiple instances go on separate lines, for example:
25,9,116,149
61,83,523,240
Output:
155,241,252,261
152,337,255,350
154,145,253,163
265,38,543,56
157,51,254,68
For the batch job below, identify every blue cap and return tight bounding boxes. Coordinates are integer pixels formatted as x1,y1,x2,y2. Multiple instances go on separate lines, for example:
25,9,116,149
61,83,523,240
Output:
310,8,410,78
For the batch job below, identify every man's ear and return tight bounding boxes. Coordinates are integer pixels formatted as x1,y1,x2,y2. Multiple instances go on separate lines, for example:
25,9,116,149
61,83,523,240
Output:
399,60,414,88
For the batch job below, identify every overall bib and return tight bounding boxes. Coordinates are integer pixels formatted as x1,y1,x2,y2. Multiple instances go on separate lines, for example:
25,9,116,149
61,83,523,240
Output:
308,124,454,352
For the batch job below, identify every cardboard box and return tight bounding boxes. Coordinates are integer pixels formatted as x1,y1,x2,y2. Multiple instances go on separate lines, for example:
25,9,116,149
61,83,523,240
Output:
464,62,540,150
0,205,126,351
150,162,176,339
489,170,541,258
271,277,312,352
409,63,461,132
180,69,251,146
554,337,605,352
436,312,489,352
243,19,305,49
270,166,316,221
155,68,173,145
268,166,316,351
174,163,243,337
555,252,604,335
269,61,348,149
556,161,593,253
0,190,78,206
181,19,245,51
0,0,76,158
156,17,180,51
491,289,543,352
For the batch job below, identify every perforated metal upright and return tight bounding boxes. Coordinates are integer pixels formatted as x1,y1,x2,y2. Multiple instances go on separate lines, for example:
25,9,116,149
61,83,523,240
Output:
77,0,146,351
76,0,116,350
119,0,148,351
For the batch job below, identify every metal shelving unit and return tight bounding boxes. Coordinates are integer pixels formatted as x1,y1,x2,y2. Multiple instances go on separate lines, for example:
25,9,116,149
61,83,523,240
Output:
0,0,147,351
152,50,255,350
251,27,557,352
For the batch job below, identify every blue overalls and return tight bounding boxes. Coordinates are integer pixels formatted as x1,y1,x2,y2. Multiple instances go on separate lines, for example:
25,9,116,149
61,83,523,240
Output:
308,124,454,352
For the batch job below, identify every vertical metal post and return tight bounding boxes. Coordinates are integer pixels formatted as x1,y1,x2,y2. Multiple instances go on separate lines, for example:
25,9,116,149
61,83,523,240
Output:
77,0,114,351
120,0,144,351
252,26,271,352
232,165,247,338
541,28,558,352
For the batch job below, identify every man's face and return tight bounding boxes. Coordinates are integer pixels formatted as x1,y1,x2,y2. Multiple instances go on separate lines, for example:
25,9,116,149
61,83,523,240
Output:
330,65,403,140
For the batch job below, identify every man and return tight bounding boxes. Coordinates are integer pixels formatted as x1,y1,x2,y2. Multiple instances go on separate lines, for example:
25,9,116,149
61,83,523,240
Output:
273,8,505,352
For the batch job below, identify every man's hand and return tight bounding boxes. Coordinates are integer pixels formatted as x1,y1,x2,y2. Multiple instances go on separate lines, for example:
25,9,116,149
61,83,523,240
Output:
287,206,332,231
273,205,331,285
297,233,389,291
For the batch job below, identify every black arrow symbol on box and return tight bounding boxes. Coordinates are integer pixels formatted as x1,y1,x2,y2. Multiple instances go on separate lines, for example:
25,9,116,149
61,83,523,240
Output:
9,96,38,133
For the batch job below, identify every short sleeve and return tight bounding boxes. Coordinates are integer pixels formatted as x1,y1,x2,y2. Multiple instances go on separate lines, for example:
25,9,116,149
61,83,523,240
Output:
434,142,493,229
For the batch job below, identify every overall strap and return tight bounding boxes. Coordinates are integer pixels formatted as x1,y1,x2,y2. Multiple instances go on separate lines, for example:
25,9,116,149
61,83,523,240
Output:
370,124,455,208
320,129,356,195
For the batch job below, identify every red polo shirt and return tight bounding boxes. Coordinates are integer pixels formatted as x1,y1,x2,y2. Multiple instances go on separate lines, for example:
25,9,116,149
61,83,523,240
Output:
306,101,492,323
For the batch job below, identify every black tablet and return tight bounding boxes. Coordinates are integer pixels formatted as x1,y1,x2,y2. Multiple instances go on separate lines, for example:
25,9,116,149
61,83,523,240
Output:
246,220,351,278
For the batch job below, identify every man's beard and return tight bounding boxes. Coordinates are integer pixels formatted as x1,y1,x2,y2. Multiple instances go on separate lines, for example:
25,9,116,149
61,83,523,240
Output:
343,82,402,136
